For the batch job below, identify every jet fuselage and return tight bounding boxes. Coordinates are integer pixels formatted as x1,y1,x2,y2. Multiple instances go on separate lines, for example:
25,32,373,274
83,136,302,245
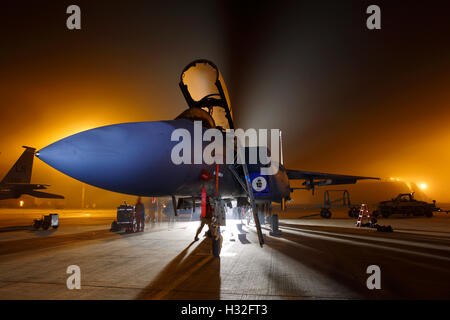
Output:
36,119,291,203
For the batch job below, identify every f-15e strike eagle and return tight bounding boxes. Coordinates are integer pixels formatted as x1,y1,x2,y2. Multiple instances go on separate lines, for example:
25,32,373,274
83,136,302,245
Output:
36,59,378,256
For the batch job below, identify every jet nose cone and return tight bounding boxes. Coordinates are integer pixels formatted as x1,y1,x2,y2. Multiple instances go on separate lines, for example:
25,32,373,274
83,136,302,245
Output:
36,136,91,174
36,120,193,195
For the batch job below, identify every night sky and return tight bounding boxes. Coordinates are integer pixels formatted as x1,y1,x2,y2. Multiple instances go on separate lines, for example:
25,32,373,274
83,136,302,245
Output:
1,1,449,207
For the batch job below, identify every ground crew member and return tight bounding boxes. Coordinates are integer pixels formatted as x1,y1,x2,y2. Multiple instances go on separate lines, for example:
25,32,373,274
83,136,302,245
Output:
135,197,145,232
194,196,213,241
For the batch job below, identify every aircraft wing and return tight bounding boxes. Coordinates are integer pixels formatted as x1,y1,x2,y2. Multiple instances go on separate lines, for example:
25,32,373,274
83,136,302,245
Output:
286,169,379,181
23,190,65,199
286,169,379,191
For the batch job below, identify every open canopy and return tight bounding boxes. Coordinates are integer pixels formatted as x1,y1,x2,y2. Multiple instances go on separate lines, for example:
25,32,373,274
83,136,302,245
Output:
179,59,234,130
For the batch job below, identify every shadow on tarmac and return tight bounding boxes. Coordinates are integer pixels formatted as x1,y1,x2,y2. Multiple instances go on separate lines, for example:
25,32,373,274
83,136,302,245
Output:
0,229,119,256
0,225,32,233
264,223,450,299
136,239,221,300
29,228,58,237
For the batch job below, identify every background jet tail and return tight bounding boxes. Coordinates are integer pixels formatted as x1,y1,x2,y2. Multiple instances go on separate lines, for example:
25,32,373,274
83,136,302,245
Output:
1,146,36,184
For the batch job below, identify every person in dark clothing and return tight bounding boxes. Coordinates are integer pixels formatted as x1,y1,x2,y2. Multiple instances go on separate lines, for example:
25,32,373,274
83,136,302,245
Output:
135,197,145,232
194,196,213,241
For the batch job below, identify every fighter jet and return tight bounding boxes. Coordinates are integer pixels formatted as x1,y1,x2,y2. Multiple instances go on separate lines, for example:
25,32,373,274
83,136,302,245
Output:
0,146,64,200
36,59,377,255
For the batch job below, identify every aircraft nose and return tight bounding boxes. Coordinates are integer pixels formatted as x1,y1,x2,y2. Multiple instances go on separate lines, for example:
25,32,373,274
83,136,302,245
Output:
36,120,194,195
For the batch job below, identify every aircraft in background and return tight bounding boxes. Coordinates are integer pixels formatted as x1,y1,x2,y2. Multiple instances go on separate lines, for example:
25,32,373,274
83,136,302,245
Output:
36,59,377,256
0,146,64,200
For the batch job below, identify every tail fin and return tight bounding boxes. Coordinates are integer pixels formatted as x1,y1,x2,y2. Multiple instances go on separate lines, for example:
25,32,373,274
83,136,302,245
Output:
1,146,36,184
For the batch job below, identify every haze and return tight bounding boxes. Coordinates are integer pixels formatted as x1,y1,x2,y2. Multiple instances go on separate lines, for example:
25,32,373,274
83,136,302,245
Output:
1,1,449,208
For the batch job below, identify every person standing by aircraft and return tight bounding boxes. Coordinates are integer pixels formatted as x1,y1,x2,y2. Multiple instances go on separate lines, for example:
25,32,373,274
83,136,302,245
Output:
194,196,213,241
135,197,145,232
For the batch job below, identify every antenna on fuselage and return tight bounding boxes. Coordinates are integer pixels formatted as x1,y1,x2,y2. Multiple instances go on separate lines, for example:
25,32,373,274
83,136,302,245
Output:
279,130,284,166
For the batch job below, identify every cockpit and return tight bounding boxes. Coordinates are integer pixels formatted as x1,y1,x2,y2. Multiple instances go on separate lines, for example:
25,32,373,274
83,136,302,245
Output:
175,107,215,129
176,60,234,131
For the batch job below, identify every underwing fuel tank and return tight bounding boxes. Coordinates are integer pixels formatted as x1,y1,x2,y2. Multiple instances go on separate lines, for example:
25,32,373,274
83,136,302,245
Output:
36,119,239,197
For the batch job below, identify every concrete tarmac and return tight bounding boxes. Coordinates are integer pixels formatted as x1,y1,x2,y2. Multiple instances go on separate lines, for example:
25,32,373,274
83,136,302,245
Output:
0,208,449,299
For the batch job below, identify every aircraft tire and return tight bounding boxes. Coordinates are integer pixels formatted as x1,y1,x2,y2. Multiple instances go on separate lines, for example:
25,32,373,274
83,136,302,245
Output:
212,235,222,257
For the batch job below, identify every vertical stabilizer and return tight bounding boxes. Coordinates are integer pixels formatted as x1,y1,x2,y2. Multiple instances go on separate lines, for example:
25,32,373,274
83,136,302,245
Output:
1,146,36,184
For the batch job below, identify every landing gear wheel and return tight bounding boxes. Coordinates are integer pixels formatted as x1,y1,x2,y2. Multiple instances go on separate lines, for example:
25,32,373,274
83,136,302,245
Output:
212,228,222,257
212,237,222,257
320,208,332,219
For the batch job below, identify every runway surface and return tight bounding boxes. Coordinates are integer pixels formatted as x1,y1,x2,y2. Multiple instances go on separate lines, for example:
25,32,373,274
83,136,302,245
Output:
0,209,449,299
